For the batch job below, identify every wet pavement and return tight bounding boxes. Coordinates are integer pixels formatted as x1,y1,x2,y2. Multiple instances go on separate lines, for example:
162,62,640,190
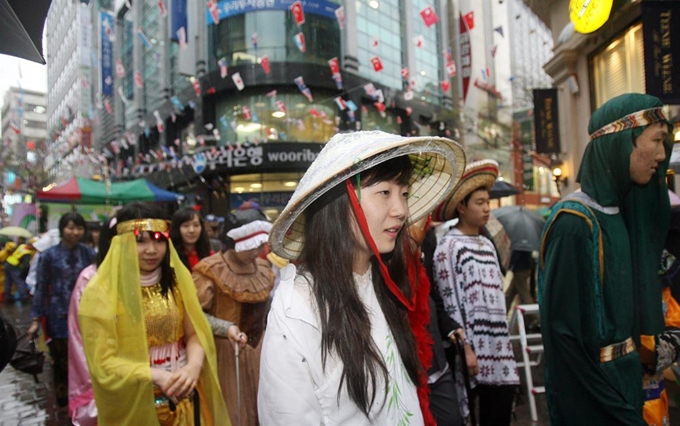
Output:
1,300,70,426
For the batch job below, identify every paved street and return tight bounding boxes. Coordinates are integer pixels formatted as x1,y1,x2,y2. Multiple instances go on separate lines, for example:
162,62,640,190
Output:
1,300,70,426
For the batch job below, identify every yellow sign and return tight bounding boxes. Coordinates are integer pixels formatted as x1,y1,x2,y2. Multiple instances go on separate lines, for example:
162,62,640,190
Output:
570,0,613,34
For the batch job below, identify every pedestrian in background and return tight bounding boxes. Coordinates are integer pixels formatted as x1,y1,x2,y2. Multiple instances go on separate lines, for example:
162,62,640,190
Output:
0,239,17,303
259,131,465,425
28,212,94,407
3,236,37,302
78,202,228,425
505,249,536,312
170,207,212,271
204,214,224,253
192,208,273,426
432,160,519,426
67,217,114,426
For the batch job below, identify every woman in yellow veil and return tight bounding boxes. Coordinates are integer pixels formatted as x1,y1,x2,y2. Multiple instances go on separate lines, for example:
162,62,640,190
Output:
78,202,229,425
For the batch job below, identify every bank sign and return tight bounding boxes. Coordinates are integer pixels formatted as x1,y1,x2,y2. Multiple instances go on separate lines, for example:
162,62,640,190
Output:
206,0,340,23
133,142,325,176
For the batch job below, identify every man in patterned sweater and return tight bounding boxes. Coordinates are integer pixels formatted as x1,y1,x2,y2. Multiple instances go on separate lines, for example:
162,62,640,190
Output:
432,160,519,426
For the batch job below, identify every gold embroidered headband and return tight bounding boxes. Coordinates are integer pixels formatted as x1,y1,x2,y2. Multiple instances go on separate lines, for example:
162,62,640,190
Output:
116,218,169,236
589,106,670,140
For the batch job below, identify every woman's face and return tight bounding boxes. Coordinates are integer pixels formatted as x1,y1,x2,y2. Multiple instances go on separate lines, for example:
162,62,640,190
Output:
352,179,409,258
179,215,202,246
62,221,85,246
234,243,265,264
137,231,167,274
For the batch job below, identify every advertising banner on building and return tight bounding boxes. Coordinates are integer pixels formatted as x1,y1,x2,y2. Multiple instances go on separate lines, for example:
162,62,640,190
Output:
643,1,680,104
533,89,560,154
171,0,188,41
207,0,340,24
100,12,114,96
459,12,471,102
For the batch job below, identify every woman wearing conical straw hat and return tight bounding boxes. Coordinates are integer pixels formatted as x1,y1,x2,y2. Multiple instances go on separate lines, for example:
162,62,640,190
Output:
258,131,465,425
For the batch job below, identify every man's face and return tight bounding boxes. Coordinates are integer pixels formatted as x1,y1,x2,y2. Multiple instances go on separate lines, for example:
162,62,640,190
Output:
458,189,491,228
630,122,668,185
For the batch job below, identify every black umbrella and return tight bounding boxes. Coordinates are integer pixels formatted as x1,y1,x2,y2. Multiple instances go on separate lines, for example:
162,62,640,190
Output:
0,0,52,64
493,206,546,252
489,180,521,199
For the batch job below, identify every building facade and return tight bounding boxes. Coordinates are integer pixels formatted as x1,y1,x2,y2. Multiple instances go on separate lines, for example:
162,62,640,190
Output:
44,0,117,181
1,87,47,191
528,0,680,196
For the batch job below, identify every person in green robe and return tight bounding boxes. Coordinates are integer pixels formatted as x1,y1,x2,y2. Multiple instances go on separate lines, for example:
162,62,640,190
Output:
538,93,674,425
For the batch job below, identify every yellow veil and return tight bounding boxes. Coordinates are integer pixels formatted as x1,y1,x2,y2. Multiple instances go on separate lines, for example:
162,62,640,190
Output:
78,224,229,425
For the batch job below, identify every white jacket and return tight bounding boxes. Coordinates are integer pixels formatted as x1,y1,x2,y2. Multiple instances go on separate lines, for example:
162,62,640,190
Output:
258,264,424,426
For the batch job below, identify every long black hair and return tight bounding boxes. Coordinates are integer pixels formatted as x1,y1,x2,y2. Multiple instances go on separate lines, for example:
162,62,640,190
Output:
299,155,420,416
116,202,176,298
170,208,212,269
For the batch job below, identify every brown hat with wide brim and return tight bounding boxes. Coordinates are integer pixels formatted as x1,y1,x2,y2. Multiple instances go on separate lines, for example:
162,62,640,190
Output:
432,159,499,221
269,131,466,260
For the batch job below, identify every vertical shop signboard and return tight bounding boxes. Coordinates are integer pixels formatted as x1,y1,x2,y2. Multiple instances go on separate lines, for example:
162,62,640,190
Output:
533,89,560,155
643,1,680,103
459,13,471,102
100,12,114,96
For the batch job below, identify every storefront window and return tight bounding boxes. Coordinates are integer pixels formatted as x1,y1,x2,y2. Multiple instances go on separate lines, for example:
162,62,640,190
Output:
208,10,341,72
216,92,338,144
229,172,304,219
593,23,645,108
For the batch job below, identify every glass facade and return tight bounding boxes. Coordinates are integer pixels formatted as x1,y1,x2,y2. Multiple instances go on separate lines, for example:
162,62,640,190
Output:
356,0,404,90
411,0,443,105
216,91,338,144
208,11,341,73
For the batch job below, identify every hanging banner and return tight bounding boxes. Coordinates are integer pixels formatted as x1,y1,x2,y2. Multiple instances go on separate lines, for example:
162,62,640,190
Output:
459,13,471,101
533,89,560,155
643,1,680,104
206,0,340,24
100,12,114,96
171,0,188,41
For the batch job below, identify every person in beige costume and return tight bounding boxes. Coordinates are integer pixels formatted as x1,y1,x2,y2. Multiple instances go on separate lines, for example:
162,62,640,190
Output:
192,208,274,426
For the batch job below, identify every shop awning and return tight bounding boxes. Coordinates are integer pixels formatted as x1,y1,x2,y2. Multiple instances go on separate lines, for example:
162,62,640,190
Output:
37,177,183,204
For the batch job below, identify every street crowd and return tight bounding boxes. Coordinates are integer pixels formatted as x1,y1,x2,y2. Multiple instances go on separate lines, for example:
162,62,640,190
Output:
0,92,677,426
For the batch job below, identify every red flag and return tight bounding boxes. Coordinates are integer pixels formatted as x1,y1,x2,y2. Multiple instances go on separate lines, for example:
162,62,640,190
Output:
464,11,474,30
371,37,380,49
193,80,201,96
157,1,167,16
275,100,286,113
308,108,321,117
116,60,125,78
242,105,251,120
441,80,450,92
446,61,456,77
207,0,220,24
260,55,271,74
134,71,143,88
370,56,383,72
328,57,340,75
374,102,386,113
333,97,347,110
290,1,305,26
420,5,439,27
400,67,409,80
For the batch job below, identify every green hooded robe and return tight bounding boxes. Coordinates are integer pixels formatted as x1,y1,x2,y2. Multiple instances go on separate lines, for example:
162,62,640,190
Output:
538,93,672,425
